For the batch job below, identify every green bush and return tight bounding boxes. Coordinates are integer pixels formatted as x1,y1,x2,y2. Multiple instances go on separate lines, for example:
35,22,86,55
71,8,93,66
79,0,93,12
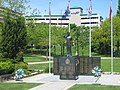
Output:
15,62,28,70
23,69,31,75
0,57,14,62
15,51,24,62
0,61,14,75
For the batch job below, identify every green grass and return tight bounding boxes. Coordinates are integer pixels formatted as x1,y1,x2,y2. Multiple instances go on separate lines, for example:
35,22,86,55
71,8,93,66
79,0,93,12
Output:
24,54,47,63
101,59,120,72
28,63,53,73
0,83,41,90
28,64,49,70
68,84,120,90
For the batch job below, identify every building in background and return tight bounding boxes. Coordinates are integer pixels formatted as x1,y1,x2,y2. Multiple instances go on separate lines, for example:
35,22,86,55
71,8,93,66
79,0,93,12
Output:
26,7,103,27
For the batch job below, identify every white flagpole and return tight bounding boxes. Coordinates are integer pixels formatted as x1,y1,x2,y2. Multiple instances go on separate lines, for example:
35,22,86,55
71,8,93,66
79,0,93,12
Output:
110,0,113,74
89,16,92,57
89,0,92,57
49,2,51,74
68,0,70,32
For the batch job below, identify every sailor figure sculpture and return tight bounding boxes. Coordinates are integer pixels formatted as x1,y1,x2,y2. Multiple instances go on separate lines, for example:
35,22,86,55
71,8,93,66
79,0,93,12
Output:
65,32,72,57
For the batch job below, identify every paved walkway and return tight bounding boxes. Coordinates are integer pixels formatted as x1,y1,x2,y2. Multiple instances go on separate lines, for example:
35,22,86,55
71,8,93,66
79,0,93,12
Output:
28,61,53,65
7,74,120,90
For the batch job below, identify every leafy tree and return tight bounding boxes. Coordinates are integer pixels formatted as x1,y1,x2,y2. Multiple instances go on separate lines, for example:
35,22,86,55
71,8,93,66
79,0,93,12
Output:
1,0,29,14
27,23,49,47
113,16,120,56
117,0,120,16
1,12,27,62
92,19,111,55
51,26,68,55
0,0,28,63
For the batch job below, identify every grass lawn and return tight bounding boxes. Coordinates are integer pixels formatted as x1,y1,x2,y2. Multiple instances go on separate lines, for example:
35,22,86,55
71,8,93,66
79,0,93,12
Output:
28,64,49,70
68,84,120,90
24,54,48,63
28,63,53,73
0,83,42,90
101,59,120,72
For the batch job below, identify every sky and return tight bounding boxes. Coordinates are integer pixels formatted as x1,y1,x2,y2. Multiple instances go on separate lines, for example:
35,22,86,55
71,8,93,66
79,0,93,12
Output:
27,0,118,20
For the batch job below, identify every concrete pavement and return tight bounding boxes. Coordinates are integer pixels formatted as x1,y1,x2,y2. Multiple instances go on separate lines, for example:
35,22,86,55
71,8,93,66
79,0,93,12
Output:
7,74,119,90
28,61,53,65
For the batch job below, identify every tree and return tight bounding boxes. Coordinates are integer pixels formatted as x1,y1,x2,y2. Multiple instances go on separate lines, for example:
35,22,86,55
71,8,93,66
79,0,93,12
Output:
113,16,120,56
1,0,29,14
1,12,27,62
92,19,111,55
117,0,120,16
0,0,28,62
27,23,49,47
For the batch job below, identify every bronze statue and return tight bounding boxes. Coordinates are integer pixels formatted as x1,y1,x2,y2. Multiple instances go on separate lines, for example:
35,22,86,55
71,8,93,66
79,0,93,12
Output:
65,32,72,56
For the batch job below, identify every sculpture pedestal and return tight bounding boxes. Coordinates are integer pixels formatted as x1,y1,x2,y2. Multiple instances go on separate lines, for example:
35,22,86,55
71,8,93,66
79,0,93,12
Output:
53,56,101,80
59,56,79,80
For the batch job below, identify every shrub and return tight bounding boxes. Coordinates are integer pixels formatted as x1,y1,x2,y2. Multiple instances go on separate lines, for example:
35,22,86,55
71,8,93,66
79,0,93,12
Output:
0,61,14,75
23,69,31,75
15,62,28,70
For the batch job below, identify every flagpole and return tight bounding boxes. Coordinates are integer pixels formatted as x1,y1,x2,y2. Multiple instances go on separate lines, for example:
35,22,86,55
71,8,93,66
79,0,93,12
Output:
49,2,51,74
110,0,113,74
89,0,92,57
68,0,70,32
89,16,92,57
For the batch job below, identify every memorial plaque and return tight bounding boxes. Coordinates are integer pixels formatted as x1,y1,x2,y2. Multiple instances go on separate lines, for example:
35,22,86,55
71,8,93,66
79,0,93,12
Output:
59,57,78,80
79,56,84,74
87,57,93,75
53,57,59,75
54,56,101,76
83,57,88,74
92,57,101,68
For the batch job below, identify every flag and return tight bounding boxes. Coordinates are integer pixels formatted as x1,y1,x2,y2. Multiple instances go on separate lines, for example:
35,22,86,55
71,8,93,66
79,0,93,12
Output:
109,0,112,21
62,5,70,19
88,0,92,16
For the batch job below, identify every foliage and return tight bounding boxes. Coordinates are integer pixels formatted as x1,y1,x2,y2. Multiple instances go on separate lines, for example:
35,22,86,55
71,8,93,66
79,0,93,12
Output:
15,51,24,63
1,12,27,61
70,24,89,55
15,62,28,70
27,23,49,47
1,0,29,14
92,19,111,54
113,16,120,56
117,0,120,16
0,61,14,75
92,15,120,56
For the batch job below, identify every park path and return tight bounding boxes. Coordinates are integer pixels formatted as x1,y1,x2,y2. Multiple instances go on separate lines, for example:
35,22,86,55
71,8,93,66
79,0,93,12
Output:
7,74,120,90
28,61,53,65
29,81,76,90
